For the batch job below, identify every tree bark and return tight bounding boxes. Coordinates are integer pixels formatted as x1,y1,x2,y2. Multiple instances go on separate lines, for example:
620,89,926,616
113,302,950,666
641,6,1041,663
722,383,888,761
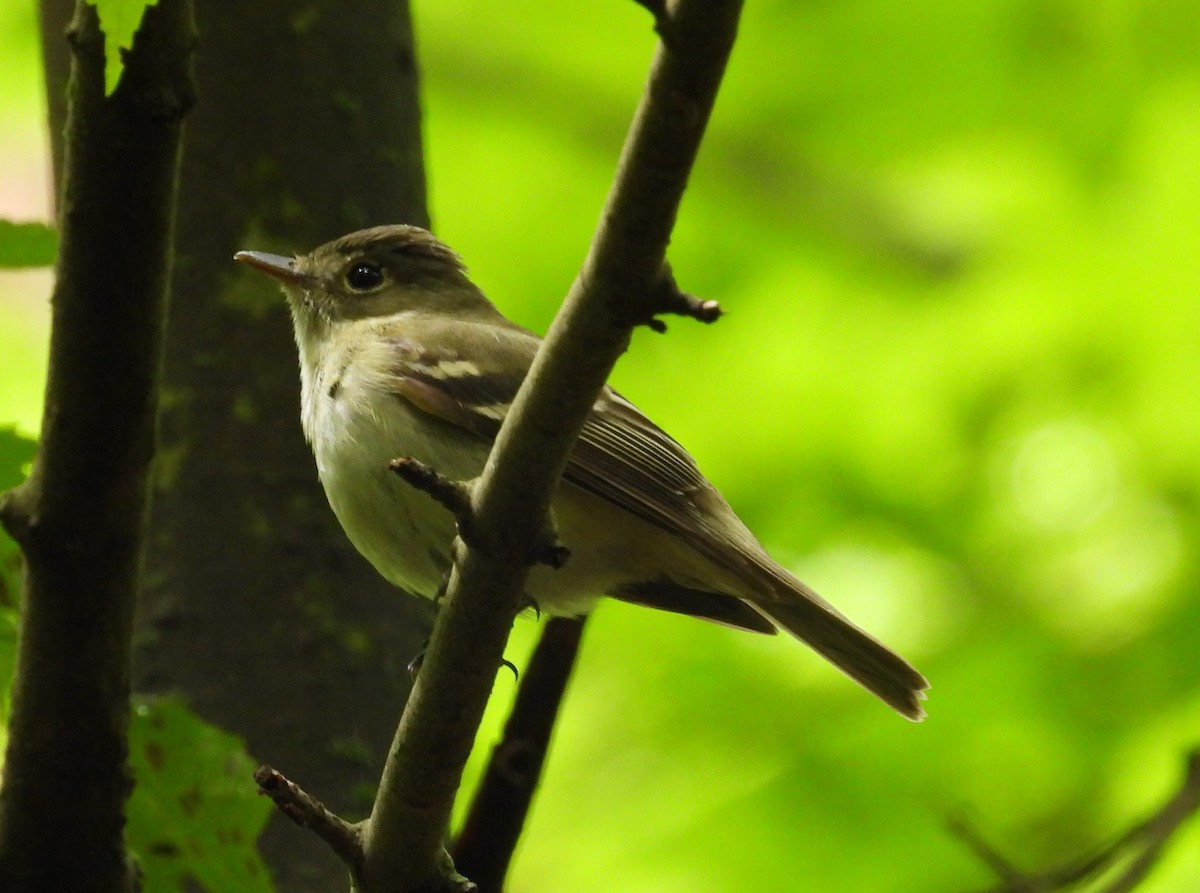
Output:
39,1,431,890
0,2,193,890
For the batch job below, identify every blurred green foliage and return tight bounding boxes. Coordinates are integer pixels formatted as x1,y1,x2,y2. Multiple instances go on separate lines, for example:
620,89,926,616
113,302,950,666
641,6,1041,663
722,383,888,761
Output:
3,0,1200,891
0,428,37,729
127,697,274,893
0,221,55,268
95,0,157,94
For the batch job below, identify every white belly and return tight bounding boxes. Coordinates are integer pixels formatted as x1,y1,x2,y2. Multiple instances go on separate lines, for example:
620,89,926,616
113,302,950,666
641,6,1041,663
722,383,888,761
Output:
304,355,477,597
300,341,738,615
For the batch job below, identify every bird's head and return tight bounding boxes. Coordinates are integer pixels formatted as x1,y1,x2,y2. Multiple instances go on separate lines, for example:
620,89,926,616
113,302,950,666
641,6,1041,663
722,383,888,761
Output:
235,224,497,331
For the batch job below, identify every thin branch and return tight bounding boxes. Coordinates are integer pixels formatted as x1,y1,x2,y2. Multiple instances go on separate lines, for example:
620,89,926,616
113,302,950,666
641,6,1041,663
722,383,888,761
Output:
642,263,723,333
1094,749,1200,893
390,457,476,541
389,457,570,570
254,765,364,873
957,749,1200,893
0,2,193,890
451,617,588,891
357,1,744,889
631,0,670,39
948,816,1034,889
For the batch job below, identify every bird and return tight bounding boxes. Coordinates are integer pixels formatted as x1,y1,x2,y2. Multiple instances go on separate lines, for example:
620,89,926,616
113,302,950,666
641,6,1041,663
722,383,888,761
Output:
235,224,929,719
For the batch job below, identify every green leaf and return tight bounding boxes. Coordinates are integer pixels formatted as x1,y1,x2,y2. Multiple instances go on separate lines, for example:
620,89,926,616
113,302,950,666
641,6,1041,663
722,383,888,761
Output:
127,697,276,893
95,0,159,95
0,425,35,600
0,601,17,731
0,428,34,733
0,427,36,494
0,221,57,269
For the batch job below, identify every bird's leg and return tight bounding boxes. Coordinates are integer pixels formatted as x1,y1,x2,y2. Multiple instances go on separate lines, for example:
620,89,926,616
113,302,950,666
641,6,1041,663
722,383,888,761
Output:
520,594,542,620
408,567,455,677
406,641,429,679
530,507,571,570
433,570,451,606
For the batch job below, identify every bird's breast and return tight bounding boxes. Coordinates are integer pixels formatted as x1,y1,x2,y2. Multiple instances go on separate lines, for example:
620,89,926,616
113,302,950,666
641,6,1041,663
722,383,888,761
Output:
302,352,483,598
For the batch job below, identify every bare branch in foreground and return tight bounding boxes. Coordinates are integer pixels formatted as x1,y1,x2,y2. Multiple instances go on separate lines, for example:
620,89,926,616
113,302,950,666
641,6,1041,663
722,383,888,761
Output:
389,457,570,570
955,749,1200,893
632,0,671,38
390,456,476,542
254,765,364,874
357,2,746,890
452,617,588,891
255,764,478,892
642,263,723,333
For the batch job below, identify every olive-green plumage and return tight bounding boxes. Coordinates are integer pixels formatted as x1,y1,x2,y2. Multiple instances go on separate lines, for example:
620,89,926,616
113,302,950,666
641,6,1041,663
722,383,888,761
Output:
236,225,929,719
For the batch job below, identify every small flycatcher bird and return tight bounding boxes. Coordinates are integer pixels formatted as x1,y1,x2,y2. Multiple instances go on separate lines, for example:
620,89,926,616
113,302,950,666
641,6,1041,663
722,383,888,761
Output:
235,225,929,720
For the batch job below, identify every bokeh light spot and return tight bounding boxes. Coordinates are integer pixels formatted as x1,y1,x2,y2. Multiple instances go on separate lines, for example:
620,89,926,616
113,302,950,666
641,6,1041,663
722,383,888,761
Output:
1008,419,1116,532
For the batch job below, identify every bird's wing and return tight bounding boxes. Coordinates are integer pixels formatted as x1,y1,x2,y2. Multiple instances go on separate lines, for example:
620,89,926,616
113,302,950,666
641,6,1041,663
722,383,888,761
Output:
567,390,800,602
384,323,794,602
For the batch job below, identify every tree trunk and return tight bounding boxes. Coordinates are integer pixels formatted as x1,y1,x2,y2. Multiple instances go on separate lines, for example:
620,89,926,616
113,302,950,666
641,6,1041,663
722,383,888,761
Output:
40,1,432,890
1,2,193,889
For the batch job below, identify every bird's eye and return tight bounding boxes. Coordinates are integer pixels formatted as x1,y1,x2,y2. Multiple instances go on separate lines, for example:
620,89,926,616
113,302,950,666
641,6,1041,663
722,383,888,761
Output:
345,262,384,292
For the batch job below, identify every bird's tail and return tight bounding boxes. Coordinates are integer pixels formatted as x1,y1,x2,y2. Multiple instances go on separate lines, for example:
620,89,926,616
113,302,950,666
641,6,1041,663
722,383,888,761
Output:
611,574,928,720
752,596,929,721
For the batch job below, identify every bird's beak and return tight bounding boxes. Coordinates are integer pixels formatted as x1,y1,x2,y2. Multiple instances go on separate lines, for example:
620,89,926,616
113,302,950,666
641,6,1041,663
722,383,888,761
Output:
234,250,313,287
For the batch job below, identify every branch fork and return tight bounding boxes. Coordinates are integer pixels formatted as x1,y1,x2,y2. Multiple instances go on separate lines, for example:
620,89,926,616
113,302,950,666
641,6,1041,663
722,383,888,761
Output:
254,766,476,893
633,0,672,40
641,262,723,333
389,456,475,539
389,456,571,570
254,766,363,873
952,749,1200,893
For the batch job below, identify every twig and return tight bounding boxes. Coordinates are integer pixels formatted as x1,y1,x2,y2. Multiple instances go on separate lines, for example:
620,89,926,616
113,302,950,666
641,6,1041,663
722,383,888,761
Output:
254,765,364,873
1096,749,1200,893
632,0,671,40
452,617,588,891
642,262,723,333
956,749,1200,893
357,2,745,890
948,816,1033,889
390,457,476,541
390,457,570,569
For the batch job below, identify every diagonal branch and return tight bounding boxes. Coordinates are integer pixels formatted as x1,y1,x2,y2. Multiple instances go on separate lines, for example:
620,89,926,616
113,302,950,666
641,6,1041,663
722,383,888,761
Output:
253,765,364,873
1096,749,1200,892
357,1,744,890
954,749,1200,893
389,456,477,544
451,617,589,891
